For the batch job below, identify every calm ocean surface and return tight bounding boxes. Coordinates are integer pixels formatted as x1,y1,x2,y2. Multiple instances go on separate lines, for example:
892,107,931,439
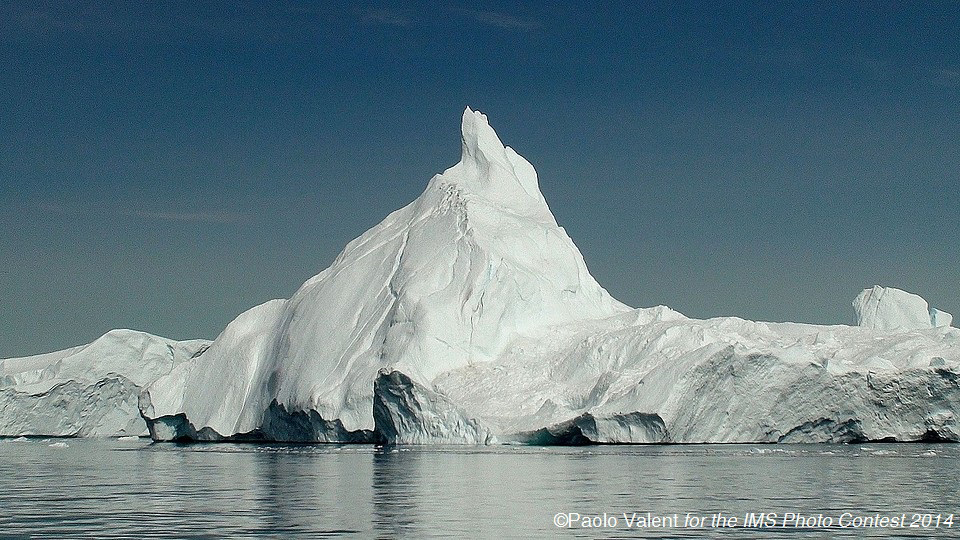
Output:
0,439,957,538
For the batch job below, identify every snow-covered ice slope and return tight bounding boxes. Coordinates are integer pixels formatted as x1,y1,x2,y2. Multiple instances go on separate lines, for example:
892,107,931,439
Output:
0,330,209,437
141,108,960,444
436,310,960,443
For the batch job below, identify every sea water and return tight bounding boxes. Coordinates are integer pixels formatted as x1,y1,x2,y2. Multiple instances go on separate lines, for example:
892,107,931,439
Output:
0,439,957,538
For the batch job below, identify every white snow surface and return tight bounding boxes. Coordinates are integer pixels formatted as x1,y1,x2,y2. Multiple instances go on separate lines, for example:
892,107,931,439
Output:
0,330,209,437
854,285,954,332
132,108,960,444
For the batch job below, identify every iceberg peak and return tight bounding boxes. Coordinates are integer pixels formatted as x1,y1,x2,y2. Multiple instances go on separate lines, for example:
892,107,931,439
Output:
441,107,548,218
459,106,507,165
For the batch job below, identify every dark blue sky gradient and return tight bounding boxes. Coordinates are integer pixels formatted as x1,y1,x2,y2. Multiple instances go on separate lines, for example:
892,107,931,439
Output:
2,1,959,356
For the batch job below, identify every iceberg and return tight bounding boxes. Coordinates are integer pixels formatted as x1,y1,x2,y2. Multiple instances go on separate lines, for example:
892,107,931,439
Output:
138,108,960,444
140,108,628,441
0,330,209,437
854,285,954,331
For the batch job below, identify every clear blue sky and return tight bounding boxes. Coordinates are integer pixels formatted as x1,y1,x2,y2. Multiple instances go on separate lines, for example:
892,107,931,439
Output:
2,1,958,357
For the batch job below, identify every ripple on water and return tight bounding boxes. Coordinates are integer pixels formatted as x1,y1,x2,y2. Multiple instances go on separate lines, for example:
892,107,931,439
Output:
0,440,956,538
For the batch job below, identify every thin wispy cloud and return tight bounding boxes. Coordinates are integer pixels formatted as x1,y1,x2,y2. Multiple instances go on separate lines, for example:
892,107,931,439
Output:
36,201,72,214
25,200,247,224
121,209,247,224
451,7,540,30
932,68,960,88
361,7,411,27
2,2,325,44
740,48,894,81
1,2,96,38
853,56,890,80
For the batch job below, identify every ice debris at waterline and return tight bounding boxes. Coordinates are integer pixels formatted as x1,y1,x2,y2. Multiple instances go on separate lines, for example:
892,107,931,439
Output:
3,108,958,443
133,108,960,444
0,330,209,437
